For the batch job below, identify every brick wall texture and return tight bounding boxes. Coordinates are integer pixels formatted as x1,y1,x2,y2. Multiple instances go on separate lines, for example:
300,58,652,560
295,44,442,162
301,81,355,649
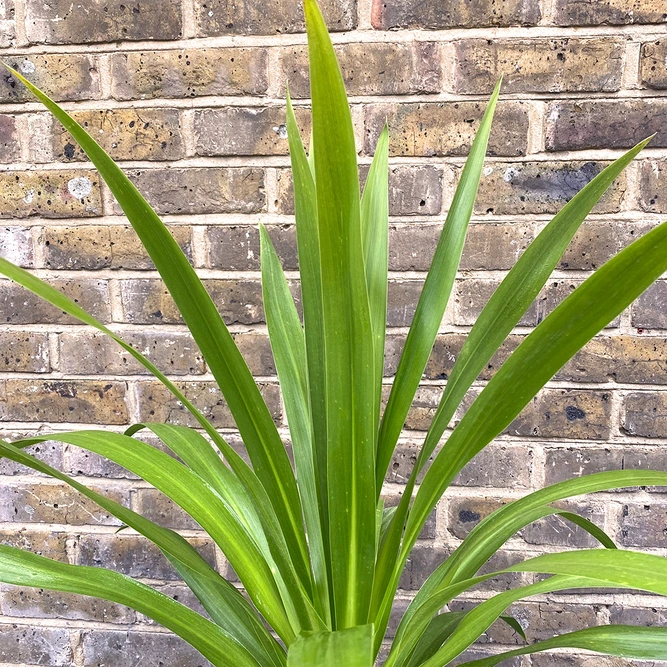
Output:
0,0,667,665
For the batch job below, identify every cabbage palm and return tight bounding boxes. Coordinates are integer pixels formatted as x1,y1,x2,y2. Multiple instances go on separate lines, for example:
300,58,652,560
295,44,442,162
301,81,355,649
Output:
2,0,667,664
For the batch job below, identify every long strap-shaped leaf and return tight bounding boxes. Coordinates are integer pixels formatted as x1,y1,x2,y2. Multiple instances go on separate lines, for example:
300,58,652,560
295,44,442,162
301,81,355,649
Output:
406,220,667,581
5,65,311,590
375,79,501,491
417,136,651,473
376,220,667,649
12,430,298,641
287,625,374,667
459,625,667,666
0,545,261,667
361,126,390,444
285,94,331,608
260,225,331,626
0,256,313,629
0,438,285,667
305,0,376,627
390,469,667,666
423,550,667,667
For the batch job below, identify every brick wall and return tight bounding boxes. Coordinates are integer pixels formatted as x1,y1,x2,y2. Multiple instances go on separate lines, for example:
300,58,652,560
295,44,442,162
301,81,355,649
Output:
0,0,666,665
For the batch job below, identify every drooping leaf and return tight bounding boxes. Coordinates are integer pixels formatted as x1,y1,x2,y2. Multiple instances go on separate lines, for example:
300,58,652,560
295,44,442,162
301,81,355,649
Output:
5,64,311,591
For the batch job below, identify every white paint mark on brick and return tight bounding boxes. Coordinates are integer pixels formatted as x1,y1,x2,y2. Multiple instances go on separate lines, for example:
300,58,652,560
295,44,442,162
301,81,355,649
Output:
67,176,93,199
23,188,34,204
19,59,35,74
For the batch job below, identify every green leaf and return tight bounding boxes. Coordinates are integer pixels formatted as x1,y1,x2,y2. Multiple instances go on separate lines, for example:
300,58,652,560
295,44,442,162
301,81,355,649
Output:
375,78,502,490
12,430,299,641
404,218,667,599
304,0,376,627
404,613,466,667
285,92,330,584
554,510,617,550
5,64,311,591
260,224,331,626
361,124,390,440
390,470,667,667
0,545,261,667
458,625,667,666
418,137,651,472
423,550,667,667
287,625,374,667
0,437,285,667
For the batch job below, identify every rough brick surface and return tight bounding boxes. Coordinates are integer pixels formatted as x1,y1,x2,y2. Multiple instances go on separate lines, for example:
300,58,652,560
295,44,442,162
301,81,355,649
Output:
195,0,356,35
26,0,182,44
454,38,624,94
2,0,667,664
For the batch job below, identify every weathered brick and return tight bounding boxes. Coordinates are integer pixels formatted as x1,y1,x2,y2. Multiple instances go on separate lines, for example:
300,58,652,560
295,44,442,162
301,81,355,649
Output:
114,167,266,216
454,38,624,94
0,528,68,561
448,496,510,540
475,161,626,215
638,159,667,214
0,439,64,475
554,0,667,25
609,603,667,626
0,625,72,666
0,379,128,424
533,655,631,667
400,545,449,590
136,488,201,530
545,445,667,488
454,278,537,326
0,225,33,267
371,0,540,29
387,279,426,327
522,500,606,547
0,278,111,324
75,533,216,580
508,389,612,440
641,41,667,89
276,164,447,216
58,331,204,376
380,384,444,431
1,54,99,103
26,0,182,44
119,278,266,325
0,0,14,48
560,221,653,270
558,335,667,384
365,101,530,157
0,481,128,524
41,224,192,270
233,332,276,376
456,444,534,488
2,585,135,623
135,380,282,428
0,114,19,162
0,331,49,372
617,501,667,548
278,42,441,98
53,108,183,162
632,280,667,329
110,48,268,100
623,392,667,438
207,224,297,271
195,0,356,35
0,170,102,219
82,629,212,667
546,100,667,151
194,106,310,157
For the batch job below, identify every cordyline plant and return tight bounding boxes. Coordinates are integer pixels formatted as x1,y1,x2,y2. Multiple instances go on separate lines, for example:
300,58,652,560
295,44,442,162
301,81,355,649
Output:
2,1,667,665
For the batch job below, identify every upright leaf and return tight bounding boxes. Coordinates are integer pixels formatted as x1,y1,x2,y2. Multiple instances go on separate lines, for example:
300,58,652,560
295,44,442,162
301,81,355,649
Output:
375,79,501,490
305,0,376,627
361,125,390,440
260,224,331,625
